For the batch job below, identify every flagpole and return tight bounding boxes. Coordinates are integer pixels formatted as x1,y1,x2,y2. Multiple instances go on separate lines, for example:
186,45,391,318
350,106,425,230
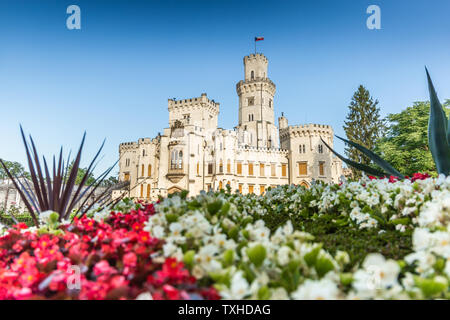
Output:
254,37,256,54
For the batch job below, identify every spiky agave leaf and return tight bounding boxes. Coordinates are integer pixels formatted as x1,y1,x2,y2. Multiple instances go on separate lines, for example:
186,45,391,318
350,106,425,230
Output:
335,135,405,179
2,127,114,226
426,68,450,175
320,137,386,177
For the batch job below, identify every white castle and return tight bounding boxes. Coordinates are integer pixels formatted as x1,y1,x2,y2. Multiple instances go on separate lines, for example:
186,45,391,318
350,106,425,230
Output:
116,53,343,200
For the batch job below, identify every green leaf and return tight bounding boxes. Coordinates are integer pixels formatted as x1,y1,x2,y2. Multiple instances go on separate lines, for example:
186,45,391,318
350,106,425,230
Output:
415,276,448,297
426,68,450,175
315,256,335,278
222,249,234,267
247,244,267,268
257,286,271,300
320,138,386,177
335,135,404,179
207,199,223,215
304,245,322,267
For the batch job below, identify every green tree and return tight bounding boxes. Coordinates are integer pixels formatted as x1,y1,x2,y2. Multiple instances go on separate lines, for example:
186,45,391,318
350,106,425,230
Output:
343,85,384,178
100,175,119,188
0,160,29,179
374,100,450,177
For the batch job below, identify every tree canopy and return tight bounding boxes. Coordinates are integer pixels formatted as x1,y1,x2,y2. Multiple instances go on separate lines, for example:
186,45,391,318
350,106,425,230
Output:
0,160,29,180
343,85,384,178
374,100,450,177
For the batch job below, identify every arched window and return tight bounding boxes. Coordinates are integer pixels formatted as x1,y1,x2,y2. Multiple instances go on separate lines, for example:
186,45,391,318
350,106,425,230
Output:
219,159,223,173
227,159,231,173
148,164,152,177
251,70,254,80
178,150,183,169
170,150,177,169
170,149,183,169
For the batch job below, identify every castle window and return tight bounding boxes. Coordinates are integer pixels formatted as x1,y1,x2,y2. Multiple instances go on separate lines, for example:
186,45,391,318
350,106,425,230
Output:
251,70,254,80
148,164,152,177
299,144,306,153
318,144,324,154
259,163,265,177
319,161,325,176
140,184,144,198
141,164,145,177
147,184,151,198
206,183,211,191
303,145,306,153
125,159,130,167
227,159,231,173
269,99,272,108
281,164,287,177
219,159,223,173
218,181,223,190
197,162,200,175
248,97,255,106
248,163,254,176
142,149,146,156
248,185,254,194
238,184,243,193
208,163,213,175
237,162,242,175
124,173,130,181
299,162,308,176
271,164,276,176
260,185,265,195
170,149,183,170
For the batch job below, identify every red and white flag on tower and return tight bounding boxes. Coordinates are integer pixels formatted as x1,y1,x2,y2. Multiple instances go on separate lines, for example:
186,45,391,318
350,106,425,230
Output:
254,37,264,53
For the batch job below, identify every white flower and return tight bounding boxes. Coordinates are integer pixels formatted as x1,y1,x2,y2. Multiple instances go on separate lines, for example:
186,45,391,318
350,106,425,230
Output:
270,287,289,300
277,246,291,266
39,210,55,225
152,225,165,238
135,292,153,300
291,278,340,300
220,271,251,299
93,208,111,222
353,254,400,298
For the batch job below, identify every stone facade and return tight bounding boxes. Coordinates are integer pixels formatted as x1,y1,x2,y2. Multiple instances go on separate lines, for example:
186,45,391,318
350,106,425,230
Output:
116,53,343,201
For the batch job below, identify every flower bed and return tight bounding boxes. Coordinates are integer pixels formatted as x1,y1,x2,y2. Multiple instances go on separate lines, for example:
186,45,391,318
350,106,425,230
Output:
1,175,449,300
0,203,219,300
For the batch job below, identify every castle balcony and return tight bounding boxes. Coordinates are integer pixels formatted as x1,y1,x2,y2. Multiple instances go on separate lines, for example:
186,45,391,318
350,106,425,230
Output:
166,168,185,183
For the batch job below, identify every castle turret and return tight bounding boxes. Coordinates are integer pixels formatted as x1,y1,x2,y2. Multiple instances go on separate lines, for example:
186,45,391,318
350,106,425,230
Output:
236,53,278,148
278,112,288,129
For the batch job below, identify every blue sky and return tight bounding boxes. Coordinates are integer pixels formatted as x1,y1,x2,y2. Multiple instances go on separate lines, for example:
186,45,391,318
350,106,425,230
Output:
1,0,450,176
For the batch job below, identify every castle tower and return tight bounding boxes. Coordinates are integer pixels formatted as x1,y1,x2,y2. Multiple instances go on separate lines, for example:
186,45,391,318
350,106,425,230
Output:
236,53,278,148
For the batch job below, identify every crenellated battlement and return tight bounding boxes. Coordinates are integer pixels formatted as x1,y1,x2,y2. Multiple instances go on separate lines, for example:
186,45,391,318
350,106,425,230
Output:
280,123,334,140
236,78,276,95
244,53,268,64
168,93,219,112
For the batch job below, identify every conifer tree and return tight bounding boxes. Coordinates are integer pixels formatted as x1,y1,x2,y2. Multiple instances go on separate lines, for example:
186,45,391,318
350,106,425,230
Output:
343,85,384,178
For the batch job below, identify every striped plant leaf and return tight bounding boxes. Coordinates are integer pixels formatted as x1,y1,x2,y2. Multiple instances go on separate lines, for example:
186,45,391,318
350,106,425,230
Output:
335,135,405,179
426,68,450,175
320,138,386,177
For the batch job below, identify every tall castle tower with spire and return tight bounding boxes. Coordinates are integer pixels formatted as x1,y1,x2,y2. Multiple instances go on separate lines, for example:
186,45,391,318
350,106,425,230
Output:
236,54,278,149
115,52,343,201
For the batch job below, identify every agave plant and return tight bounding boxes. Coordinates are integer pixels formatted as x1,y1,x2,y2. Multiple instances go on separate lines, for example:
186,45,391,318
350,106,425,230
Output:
0,126,117,226
322,69,450,178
